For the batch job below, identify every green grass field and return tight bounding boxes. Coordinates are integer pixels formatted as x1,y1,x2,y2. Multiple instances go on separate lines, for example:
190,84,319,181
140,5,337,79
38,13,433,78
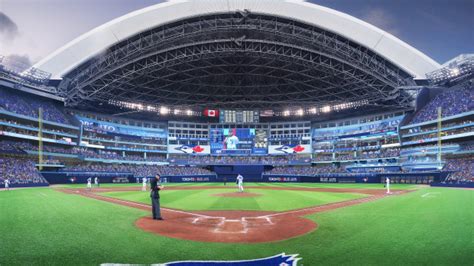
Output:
56,182,419,189
0,183,472,265
100,188,367,211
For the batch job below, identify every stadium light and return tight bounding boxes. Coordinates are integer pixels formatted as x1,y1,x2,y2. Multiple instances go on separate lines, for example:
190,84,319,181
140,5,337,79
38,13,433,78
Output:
450,68,460,76
108,99,201,116
321,106,331,113
283,110,290,116
296,109,304,116
160,106,170,115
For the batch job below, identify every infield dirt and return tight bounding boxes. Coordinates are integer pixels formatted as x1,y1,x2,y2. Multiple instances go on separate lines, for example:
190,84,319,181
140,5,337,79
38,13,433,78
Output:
57,186,411,243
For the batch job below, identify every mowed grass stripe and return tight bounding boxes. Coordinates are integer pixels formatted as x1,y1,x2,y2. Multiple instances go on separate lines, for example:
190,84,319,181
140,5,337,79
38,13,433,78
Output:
0,189,149,265
100,188,368,212
294,188,474,265
209,191,263,211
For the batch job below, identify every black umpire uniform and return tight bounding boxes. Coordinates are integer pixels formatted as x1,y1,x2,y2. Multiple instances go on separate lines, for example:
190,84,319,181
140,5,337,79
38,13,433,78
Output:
150,175,163,220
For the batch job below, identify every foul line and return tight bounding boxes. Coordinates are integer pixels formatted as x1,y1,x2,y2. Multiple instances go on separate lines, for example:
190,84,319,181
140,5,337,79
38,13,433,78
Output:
74,190,216,219
421,192,440,198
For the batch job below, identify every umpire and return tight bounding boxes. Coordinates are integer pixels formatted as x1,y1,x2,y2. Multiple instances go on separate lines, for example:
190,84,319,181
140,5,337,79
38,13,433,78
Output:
150,174,164,220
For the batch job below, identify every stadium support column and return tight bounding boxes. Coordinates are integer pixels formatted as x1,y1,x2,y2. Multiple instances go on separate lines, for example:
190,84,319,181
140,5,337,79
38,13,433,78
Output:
38,108,43,170
437,107,442,167
332,141,336,160
79,124,83,145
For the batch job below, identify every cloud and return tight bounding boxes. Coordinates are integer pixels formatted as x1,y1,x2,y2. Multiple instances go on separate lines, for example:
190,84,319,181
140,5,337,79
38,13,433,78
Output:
3,54,33,72
0,12,19,39
361,8,400,37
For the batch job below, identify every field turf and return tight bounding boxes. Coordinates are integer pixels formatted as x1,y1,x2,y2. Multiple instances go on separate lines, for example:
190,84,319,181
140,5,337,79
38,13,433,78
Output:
100,188,367,211
57,182,418,190
0,183,472,265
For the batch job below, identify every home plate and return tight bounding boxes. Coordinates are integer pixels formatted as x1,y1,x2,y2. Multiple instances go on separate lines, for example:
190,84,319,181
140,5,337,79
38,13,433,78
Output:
214,219,248,234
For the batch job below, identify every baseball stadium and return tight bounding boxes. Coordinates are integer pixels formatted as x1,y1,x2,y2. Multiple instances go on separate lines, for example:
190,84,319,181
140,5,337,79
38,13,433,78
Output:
0,0,473,265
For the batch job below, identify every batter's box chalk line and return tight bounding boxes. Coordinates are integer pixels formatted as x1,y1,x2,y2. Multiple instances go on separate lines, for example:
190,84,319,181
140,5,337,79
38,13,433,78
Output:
191,216,225,224
209,216,275,234
243,216,275,225
212,217,249,234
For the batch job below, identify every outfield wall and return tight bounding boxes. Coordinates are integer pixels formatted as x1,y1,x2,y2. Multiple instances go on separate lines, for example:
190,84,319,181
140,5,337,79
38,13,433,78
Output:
1,183,49,188
41,172,133,184
39,171,446,184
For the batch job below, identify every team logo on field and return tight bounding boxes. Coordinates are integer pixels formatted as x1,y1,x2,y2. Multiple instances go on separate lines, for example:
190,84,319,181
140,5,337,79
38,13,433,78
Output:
165,253,300,265
101,253,301,266
275,145,305,154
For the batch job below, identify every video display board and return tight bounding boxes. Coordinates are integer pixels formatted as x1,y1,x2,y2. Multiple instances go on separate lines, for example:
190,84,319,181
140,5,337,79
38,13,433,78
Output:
210,128,267,155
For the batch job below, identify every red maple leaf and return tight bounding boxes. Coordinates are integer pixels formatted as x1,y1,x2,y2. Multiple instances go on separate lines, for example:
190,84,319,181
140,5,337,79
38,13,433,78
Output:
192,146,204,153
292,145,305,152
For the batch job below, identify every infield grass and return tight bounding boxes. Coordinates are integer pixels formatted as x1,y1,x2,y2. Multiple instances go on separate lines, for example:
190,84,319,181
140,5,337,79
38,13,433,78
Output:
100,188,367,211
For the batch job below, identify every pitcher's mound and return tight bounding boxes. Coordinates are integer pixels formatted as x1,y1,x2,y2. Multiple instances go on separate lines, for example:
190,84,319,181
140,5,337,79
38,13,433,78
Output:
213,192,262,198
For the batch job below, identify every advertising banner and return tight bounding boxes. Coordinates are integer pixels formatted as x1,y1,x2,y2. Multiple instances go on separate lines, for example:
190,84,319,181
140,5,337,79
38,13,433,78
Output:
268,144,311,154
77,116,167,138
168,144,211,155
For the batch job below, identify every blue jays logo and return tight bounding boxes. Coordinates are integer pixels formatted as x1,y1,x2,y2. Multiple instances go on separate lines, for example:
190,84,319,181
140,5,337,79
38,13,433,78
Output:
275,145,305,154
101,253,301,266
174,145,205,154
163,253,301,265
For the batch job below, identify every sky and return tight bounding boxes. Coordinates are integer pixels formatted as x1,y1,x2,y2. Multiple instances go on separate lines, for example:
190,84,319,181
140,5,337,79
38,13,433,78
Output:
0,0,472,70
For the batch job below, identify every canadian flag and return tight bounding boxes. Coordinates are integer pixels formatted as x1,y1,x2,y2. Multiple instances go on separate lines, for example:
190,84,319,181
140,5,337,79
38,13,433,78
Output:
203,109,219,117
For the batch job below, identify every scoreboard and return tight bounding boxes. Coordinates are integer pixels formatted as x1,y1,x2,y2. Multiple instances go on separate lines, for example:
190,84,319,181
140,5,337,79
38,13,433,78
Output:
209,128,268,155
219,110,259,123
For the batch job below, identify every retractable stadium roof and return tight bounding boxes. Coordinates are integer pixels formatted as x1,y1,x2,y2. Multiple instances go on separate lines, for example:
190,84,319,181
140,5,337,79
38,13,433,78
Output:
33,0,441,111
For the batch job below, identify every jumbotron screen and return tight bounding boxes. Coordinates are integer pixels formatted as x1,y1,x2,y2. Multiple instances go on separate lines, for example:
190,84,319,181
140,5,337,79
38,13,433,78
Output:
210,128,267,155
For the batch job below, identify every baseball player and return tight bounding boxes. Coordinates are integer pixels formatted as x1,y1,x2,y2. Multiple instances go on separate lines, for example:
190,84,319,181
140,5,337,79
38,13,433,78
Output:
224,131,239,150
385,177,391,194
142,177,148,191
94,177,100,187
87,177,92,191
236,174,244,192
4,178,10,190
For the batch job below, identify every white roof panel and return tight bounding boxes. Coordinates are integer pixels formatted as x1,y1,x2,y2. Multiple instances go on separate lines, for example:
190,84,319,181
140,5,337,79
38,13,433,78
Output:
34,0,440,79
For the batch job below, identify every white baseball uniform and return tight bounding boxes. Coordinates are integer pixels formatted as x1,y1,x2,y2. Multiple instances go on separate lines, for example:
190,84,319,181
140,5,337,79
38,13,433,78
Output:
237,174,244,192
225,135,239,150
386,177,390,194
4,179,10,190
142,177,148,191
87,178,92,189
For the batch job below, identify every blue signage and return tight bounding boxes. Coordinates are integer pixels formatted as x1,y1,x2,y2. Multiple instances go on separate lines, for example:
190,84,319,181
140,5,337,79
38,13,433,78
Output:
77,116,167,138
162,253,301,266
